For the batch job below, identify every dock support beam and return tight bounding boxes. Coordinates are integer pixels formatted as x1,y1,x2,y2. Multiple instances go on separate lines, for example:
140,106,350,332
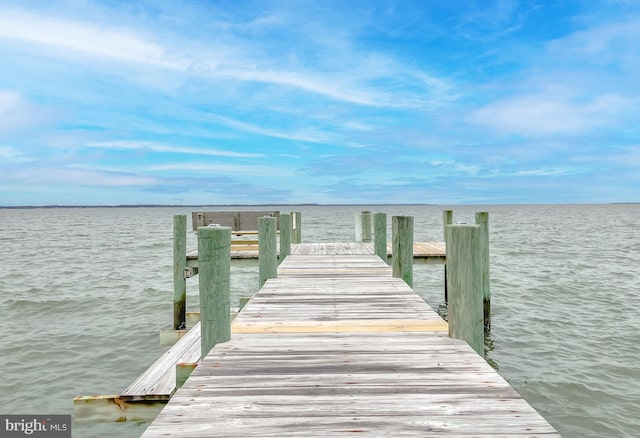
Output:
373,212,387,262
446,224,483,356
392,215,414,287
279,213,292,263
197,226,231,359
475,212,491,333
173,215,187,330
291,211,302,243
259,216,278,288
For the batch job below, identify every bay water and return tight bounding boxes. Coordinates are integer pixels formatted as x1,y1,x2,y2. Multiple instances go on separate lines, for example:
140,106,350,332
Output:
0,204,638,437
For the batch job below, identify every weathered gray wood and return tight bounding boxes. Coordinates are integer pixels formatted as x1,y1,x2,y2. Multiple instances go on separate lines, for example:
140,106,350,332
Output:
475,212,491,333
173,215,187,330
443,209,453,302
259,216,278,288
392,215,414,287
279,213,291,263
373,212,387,262
191,211,280,232
446,224,484,356
443,209,453,237
355,211,372,243
121,322,202,401
291,211,302,243
361,211,372,243
141,243,558,438
197,226,231,359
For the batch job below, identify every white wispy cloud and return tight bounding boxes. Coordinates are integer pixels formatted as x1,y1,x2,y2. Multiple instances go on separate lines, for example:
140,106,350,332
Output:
0,9,183,69
0,145,31,163
0,89,54,131
516,168,575,177
85,141,262,158
469,93,630,136
144,162,296,176
210,115,338,144
4,166,160,187
0,8,454,110
0,90,22,114
546,19,640,66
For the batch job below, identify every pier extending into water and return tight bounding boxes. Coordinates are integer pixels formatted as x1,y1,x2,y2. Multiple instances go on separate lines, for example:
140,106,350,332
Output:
74,210,559,435
137,212,559,437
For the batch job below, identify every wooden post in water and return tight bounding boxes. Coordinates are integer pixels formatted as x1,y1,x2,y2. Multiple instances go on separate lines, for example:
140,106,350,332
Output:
279,213,291,263
475,212,491,333
373,212,387,262
355,211,372,242
446,224,483,356
197,226,231,360
259,216,278,288
173,215,187,330
291,211,302,243
443,209,453,303
392,215,414,287
361,211,372,243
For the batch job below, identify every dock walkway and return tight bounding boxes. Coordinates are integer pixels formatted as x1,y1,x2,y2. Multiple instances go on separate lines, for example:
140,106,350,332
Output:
187,241,446,262
142,243,560,437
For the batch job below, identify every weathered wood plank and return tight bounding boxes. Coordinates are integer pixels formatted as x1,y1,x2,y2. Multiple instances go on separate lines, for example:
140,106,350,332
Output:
120,322,201,401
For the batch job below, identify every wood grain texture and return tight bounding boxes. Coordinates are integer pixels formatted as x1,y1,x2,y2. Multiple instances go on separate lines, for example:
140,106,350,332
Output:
197,226,231,359
446,225,484,356
141,243,560,437
259,216,278,288
173,214,187,330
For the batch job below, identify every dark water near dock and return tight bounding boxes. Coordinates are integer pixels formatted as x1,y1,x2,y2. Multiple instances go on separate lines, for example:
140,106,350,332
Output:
0,204,638,437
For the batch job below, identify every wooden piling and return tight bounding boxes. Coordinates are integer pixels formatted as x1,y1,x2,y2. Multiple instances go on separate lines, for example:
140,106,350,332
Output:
291,211,302,243
443,209,453,237
259,216,278,288
373,212,387,262
443,210,453,303
173,215,187,330
361,211,372,243
197,226,231,359
355,211,372,242
445,224,483,356
475,212,491,333
279,213,291,263
392,215,414,287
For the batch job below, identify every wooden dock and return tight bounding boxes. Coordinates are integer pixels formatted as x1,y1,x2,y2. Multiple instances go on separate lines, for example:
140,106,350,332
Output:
141,243,560,437
187,241,446,262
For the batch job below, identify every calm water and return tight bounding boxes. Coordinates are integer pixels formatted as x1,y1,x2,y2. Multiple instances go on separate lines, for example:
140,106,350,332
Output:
0,204,638,437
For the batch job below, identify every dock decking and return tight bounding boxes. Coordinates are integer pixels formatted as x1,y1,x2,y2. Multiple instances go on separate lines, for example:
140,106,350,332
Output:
141,243,560,437
187,241,446,262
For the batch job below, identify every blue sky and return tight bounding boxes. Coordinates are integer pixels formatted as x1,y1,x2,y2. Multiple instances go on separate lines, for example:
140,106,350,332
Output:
1,0,639,206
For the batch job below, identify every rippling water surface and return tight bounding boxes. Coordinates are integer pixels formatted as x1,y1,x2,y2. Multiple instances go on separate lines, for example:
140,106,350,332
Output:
0,204,638,437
